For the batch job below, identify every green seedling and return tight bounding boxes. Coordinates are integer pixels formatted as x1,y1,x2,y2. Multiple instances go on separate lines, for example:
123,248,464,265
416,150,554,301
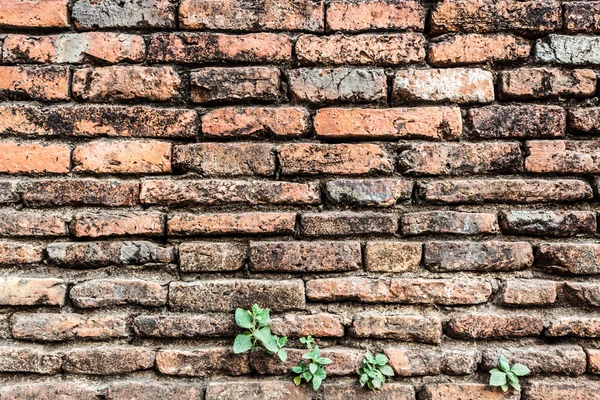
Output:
291,336,332,391
489,355,530,392
233,304,288,362
357,350,395,390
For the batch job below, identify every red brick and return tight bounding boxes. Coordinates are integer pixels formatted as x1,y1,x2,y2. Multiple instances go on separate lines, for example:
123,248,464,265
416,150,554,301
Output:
526,140,600,173
501,279,558,306
0,212,67,237
524,381,600,400
297,33,425,65
168,212,296,236
364,242,422,272
70,212,165,238
206,380,310,400
12,313,128,341
249,241,361,272
306,277,491,305
173,143,275,177
250,347,361,376
430,0,562,34
300,212,398,236
2,33,145,64
547,318,600,338
536,243,600,275
322,381,415,400
481,345,586,376
271,313,344,337
0,347,62,374
70,278,167,308
422,383,519,400
499,68,596,100
419,178,592,204
23,179,139,207
72,0,175,29
279,143,393,176
141,179,318,206
179,0,323,31
73,140,171,174
148,33,292,64
569,107,600,134
289,68,387,104
564,2,600,33
0,241,43,265
428,34,531,66
399,142,522,176
385,348,443,376
202,107,308,138
0,66,69,101
133,314,236,338
191,67,281,104
447,314,544,339
108,382,203,400
352,315,441,343
564,282,600,307
0,382,101,400
402,211,498,236
0,277,66,306
0,141,70,174
314,107,462,140
326,0,425,32
156,347,250,377
64,347,155,375
72,66,181,102
169,279,305,312
179,242,246,272
467,105,566,139
499,210,596,236
325,179,413,206
0,0,68,28
0,104,197,138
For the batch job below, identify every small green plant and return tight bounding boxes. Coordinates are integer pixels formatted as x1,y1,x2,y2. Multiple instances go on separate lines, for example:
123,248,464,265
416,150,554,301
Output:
291,336,332,391
489,355,530,392
357,350,395,390
233,304,288,362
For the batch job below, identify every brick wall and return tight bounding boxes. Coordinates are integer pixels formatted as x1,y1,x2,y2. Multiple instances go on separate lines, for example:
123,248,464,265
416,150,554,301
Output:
0,0,599,398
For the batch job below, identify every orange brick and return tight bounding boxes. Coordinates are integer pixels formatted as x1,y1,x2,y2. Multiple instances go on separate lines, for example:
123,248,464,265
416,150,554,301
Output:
0,0,68,28
0,66,69,101
0,141,70,173
326,0,425,32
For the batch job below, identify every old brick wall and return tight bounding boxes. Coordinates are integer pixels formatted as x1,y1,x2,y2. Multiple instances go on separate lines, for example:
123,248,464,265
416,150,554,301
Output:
0,0,599,398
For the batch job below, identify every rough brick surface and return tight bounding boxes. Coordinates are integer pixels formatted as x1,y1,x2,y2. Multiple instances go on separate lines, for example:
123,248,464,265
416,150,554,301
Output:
499,68,596,100
326,0,425,32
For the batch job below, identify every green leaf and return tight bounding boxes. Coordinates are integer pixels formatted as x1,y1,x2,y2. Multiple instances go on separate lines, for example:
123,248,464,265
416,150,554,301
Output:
233,334,253,353
312,375,322,391
317,357,333,365
375,353,389,366
314,366,326,379
380,365,395,377
309,363,318,374
498,356,510,373
254,307,270,327
255,327,277,352
277,336,288,348
278,348,287,362
303,346,320,360
501,384,509,392
303,371,312,381
372,377,382,389
291,365,304,374
365,351,375,363
490,370,507,387
359,374,368,386
293,376,302,386
511,363,531,376
235,308,254,329
506,371,518,384
509,380,521,392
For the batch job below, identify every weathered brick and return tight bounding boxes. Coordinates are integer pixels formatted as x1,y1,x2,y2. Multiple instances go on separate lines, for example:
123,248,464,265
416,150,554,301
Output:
279,143,393,176
467,105,566,139
537,35,600,65
481,346,586,376
0,66,69,101
0,382,101,400
428,34,531,66
271,313,344,337
499,68,596,100
0,277,66,306
250,347,361,376
314,107,462,140
141,179,318,206
23,179,139,207
447,314,543,339
64,347,155,375
501,279,558,306
72,66,181,102
173,143,275,177
206,380,310,400
364,242,422,272
325,179,413,207
249,241,361,272
569,107,600,134
300,212,398,236
0,104,197,138
322,381,415,400
441,349,481,375
385,348,443,377
306,277,491,305
168,212,296,236
203,107,308,138
169,279,305,312
289,68,387,104
108,382,203,400
352,315,441,343
297,33,425,65
430,0,562,34
547,318,600,338
564,2,600,33
418,179,592,204
425,241,533,272
0,347,62,374
0,0,68,28
72,0,175,29
0,181,18,204
524,381,600,400
564,282,600,307
526,140,600,174
0,141,70,174
536,243,600,275
402,211,499,236
191,67,280,104
0,241,43,265
12,313,128,342
2,33,145,64
70,212,165,238
0,212,67,237
156,347,250,377
70,279,167,308
178,242,245,272
47,240,174,268
393,68,494,104
326,0,425,32
149,33,292,64
399,142,522,176
499,210,596,237
422,383,519,400
134,314,236,337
